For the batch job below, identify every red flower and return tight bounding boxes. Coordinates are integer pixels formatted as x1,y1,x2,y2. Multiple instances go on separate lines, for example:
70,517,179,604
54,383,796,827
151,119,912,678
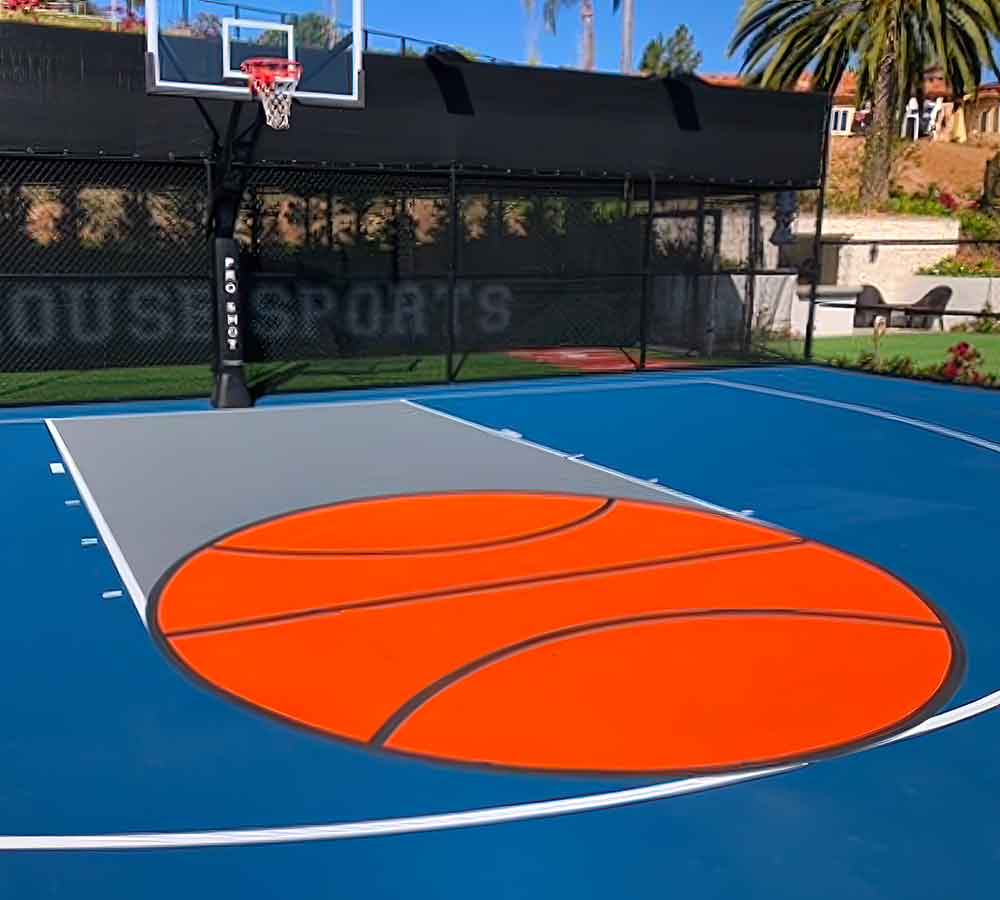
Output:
943,362,960,379
955,342,971,357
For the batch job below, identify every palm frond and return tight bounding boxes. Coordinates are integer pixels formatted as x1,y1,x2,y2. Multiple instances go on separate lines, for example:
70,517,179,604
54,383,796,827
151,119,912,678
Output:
542,0,577,33
731,0,1000,106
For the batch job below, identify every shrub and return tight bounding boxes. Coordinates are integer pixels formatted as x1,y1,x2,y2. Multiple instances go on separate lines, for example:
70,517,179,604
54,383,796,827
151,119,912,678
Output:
951,299,1000,332
940,192,961,211
971,298,999,334
887,195,953,217
959,210,1000,242
121,10,145,31
929,342,995,386
827,342,998,389
1,0,40,13
917,257,1000,277
882,354,916,377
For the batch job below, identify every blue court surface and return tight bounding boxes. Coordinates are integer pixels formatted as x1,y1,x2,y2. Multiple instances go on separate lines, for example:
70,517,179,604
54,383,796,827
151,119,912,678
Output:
3,365,1000,899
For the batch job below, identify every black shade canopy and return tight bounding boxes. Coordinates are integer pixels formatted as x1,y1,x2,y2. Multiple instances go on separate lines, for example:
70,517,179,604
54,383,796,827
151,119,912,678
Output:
0,22,827,188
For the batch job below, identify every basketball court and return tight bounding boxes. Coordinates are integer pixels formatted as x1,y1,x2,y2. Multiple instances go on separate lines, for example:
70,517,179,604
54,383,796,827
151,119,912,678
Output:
2,2,1000,897
2,366,1000,898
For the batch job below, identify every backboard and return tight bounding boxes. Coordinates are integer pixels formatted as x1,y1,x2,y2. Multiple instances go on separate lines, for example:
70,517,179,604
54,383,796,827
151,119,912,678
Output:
146,0,364,107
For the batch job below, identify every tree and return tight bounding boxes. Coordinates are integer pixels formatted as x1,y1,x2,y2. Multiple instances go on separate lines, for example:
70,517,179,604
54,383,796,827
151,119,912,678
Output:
260,13,338,50
730,0,1000,209
612,0,635,74
639,33,667,75
542,0,597,71
190,12,222,38
521,0,542,64
640,25,703,76
294,12,338,49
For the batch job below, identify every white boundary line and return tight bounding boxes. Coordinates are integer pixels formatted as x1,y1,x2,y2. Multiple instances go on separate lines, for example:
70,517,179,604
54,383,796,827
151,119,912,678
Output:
10,381,999,851
0,766,800,850
20,376,709,426
394,376,708,404
4,689,999,851
703,379,1000,455
45,420,148,626
39,396,401,425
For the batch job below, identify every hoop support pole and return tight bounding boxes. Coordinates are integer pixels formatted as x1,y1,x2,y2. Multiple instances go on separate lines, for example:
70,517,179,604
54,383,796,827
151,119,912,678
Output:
209,101,265,409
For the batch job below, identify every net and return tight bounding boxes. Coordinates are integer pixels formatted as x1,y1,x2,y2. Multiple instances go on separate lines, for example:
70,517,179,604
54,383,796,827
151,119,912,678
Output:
240,58,304,131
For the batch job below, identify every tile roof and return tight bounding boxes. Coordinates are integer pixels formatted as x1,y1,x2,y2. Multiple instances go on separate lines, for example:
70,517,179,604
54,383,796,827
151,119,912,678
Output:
700,69,953,103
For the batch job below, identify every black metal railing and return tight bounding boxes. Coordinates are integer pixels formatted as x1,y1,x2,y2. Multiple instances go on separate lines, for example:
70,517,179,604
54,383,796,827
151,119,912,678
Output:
182,1,507,62
762,232,1000,388
799,234,1000,358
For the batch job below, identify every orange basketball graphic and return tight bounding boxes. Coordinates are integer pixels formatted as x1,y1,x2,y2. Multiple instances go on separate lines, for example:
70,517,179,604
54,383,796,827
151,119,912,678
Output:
151,493,962,775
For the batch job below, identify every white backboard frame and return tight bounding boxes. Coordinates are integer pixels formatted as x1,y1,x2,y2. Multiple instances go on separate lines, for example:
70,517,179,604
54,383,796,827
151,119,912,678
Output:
145,0,366,108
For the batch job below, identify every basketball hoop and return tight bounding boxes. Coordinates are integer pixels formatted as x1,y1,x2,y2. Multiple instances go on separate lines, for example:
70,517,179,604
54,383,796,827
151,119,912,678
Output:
240,58,304,130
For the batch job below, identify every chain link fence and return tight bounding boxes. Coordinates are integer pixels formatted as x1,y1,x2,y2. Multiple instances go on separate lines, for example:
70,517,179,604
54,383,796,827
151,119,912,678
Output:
0,155,789,404
0,156,215,404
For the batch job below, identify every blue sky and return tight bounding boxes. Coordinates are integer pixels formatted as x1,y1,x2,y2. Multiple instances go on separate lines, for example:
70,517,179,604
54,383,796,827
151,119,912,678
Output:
367,1,748,74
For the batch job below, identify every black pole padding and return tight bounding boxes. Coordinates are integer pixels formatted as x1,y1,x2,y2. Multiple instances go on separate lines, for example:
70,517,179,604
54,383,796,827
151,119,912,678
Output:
210,236,252,409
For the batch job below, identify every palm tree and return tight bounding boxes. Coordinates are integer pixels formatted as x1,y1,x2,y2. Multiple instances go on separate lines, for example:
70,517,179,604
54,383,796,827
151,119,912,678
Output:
730,0,1000,209
543,0,597,70
522,0,542,63
612,0,635,73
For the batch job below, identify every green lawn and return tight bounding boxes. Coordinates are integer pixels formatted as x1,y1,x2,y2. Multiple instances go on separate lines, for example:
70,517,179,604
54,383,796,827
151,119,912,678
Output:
806,333,1000,377
259,353,560,395
0,347,783,407
0,364,217,406
0,355,560,407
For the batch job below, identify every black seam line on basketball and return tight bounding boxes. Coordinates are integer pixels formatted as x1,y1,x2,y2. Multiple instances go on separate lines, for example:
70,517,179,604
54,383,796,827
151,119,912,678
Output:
162,538,809,639
369,608,950,747
161,538,812,638
213,498,617,558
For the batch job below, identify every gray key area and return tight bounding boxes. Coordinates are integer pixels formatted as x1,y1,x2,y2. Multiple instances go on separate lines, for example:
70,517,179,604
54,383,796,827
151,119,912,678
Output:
52,400,689,603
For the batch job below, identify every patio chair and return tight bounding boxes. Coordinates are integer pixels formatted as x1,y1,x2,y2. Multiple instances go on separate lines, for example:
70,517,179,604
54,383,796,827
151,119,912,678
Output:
890,286,953,331
853,284,895,328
